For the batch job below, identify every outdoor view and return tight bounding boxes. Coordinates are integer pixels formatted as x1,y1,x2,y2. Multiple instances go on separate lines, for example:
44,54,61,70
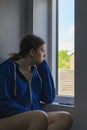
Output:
58,0,74,96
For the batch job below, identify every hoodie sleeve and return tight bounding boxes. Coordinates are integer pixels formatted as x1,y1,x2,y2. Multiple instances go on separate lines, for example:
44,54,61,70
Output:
37,60,56,104
0,63,28,118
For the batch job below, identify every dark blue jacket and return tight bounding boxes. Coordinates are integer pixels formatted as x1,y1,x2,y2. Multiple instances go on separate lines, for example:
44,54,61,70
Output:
0,58,55,118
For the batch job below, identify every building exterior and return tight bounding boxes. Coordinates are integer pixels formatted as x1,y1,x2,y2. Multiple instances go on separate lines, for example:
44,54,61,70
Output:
68,50,74,69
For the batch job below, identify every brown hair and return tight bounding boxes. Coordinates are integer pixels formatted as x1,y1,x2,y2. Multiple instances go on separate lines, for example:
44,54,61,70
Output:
11,34,45,61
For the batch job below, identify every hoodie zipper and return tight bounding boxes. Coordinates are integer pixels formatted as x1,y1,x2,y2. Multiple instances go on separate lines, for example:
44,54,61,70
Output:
13,63,17,96
28,67,42,110
28,68,35,110
29,78,32,110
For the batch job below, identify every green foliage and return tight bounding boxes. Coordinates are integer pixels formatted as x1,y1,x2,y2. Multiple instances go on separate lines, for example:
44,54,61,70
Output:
58,50,70,69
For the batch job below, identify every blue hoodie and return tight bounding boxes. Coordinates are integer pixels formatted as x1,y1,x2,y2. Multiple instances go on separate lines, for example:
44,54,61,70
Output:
0,58,55,118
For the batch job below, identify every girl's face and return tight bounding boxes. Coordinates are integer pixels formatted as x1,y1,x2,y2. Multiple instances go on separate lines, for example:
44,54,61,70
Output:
33,44,46,65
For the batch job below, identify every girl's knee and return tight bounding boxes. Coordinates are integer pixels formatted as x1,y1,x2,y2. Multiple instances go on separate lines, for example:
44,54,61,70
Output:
58,112,73,128
49,111,73,129
65,112,73,127
29,110,48,130
35,110,48,123
28,110,48,124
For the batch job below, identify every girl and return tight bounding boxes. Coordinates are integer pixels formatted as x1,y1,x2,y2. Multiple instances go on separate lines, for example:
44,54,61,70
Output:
0,34,73,130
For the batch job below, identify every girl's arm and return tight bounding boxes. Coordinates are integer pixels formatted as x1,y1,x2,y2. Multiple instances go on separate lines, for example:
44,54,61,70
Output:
37,60,56,104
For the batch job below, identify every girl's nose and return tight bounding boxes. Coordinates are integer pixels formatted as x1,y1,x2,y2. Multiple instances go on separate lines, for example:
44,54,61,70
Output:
44,54,46,57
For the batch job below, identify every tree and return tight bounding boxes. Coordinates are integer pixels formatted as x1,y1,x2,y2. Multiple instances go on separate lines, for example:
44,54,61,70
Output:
58,50,70,69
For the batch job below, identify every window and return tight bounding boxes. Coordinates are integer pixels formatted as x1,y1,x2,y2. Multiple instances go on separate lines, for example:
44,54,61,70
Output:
52,0,75,105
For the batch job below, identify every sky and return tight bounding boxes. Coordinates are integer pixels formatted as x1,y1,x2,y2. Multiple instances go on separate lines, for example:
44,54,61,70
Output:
58,0,74,51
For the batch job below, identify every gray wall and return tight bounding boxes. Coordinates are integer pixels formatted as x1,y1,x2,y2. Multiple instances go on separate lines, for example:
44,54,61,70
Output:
33,0,48,41
0,0,20,62
75,0,87,129
33,0,51,62
0,0,33,62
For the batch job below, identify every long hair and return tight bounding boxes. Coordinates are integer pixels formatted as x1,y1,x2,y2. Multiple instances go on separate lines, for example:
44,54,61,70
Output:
11,34,45,61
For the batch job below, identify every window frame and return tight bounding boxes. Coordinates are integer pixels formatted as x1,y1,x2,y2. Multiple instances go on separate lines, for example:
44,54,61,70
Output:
49,0,74,106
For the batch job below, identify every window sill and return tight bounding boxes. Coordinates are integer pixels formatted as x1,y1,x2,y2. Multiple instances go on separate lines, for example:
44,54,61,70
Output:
40,101,74,112
55,95,74,106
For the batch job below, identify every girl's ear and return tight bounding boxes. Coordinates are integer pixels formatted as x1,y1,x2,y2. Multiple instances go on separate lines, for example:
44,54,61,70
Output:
29,49,35,57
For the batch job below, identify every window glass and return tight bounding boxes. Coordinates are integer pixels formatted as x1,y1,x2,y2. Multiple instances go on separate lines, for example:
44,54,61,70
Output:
58,0,74,97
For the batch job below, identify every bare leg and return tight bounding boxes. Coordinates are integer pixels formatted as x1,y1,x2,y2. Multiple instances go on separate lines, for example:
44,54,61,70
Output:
47,111,73,130
0,110,48,130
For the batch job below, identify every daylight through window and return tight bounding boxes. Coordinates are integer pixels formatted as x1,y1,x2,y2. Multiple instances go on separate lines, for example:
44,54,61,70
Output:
58,0,75,97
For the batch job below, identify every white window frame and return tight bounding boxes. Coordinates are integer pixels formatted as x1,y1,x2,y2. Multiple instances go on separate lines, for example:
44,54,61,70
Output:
49,0,74,106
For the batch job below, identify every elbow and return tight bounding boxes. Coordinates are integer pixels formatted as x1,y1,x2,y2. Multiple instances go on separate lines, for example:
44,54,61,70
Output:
46,96,55,104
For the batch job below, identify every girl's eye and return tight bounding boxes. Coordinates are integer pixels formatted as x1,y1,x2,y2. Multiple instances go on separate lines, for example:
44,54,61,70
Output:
41,49,46,53
37,48,46,53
